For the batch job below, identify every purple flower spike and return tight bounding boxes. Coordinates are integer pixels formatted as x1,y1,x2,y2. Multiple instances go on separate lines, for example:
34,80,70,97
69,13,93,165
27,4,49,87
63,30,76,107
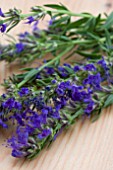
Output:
0,24,6,33
0,8,5,17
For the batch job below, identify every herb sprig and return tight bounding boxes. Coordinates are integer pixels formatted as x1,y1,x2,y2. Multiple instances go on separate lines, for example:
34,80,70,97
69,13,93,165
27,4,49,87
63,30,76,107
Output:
0,4,113,160
0,57,112,159
1,4,113,65
1,4,113,87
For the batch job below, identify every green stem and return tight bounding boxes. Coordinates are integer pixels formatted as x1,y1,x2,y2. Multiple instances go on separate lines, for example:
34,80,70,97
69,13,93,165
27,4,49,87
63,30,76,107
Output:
20,12,38,19
57,34,113,47
1,8,101,25
50,10,92,18
18,46,73,88
100,35,113,42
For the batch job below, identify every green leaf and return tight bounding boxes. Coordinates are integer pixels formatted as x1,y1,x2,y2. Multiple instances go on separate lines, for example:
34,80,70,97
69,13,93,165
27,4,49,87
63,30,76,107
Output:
91,108,102,123
96,14,101,23
44,4,68,11
83,16,97,32
54,58,60,66
6,21,19,33
87,32,100,41
104,94,113,108
102,12,113,29
0,20,3,24
50,16,70,28
66,18,88,30
64,66,74,74
73,108,84,119
25,69,37,80
36,79,47,86
42,78,53,83
104,29,113,55
20,67,33,71
75,50,101,59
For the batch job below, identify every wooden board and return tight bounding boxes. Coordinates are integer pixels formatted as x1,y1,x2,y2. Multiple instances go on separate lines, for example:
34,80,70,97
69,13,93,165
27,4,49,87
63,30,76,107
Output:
0,0,113,170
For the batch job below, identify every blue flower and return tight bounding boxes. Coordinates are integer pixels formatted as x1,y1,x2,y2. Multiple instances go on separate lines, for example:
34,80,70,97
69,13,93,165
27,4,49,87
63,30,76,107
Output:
8,128,29,158
12,149,27,158
31,96,45,110
16,43,24,53
83,64,96,71
58,66,69,77
8,136,24,150
1,94,6,98
51,79,56,84
37,129,51,140
58,81,71,90
26,16,35,24
28,114,43,129
97,57,106,68
56,87,65,96
2,98,15,109
87,87,93,94
18,87,29,97
14,101,22,110
36,73,41,79
45,67,55,75
13,114,24,125
41,113,48,124
59,66,66,72
0,8,4,17
19,32,29,39
45,86,51,91
41,108,48,115
32,20,39,31
71,91,81,101
85,101,95,115
63,63,71,68
17,127,29,144
0,119,8,128
83,73,102,89
48,17,55,26
51,111,60,119
2,98,22,111
97,57,110,79
73,65,80,72
0,24,6,32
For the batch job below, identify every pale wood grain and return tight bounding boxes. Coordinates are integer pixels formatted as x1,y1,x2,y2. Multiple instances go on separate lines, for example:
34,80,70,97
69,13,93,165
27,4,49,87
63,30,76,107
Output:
0,0,113,170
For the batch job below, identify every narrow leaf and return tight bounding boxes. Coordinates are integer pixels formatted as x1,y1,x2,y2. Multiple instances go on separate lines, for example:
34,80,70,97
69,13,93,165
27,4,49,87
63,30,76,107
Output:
104,94,113,108
44,4,68,11
102,12,113,29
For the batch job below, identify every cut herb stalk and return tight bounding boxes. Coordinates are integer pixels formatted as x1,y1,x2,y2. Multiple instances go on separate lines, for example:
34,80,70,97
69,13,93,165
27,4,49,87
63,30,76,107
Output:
0,57,113,159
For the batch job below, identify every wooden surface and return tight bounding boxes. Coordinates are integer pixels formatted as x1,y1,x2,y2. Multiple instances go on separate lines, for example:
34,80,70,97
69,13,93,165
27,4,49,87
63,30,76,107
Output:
0,0,113,170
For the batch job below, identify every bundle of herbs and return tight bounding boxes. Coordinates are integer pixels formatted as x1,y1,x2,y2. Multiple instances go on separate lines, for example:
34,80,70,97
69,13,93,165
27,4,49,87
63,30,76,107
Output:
0,57,113,159
0,4,113,160
0,4,113,64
